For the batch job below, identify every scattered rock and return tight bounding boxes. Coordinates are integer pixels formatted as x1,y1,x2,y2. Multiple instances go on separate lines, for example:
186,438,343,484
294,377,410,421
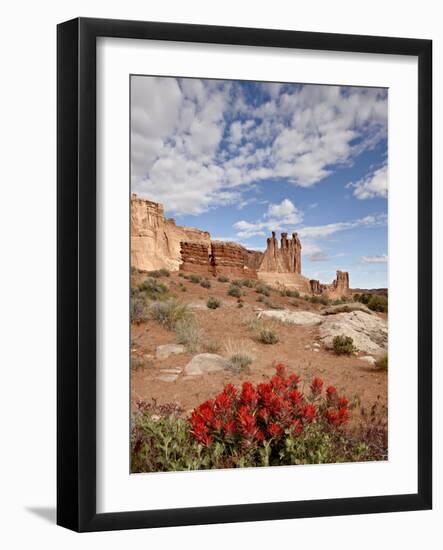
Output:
319,311,388,354
160,368,182,374
312,342,321,349
321,302,373,316
157,374,179,382
184,353,229,376
313,348,320,353
156,344,185,360
359,355,377,366
258,310,322,326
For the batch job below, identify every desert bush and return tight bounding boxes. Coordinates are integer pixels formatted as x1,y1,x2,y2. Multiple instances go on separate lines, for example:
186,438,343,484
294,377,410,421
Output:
355,293,388,313
375,354,388,371
149,299,192,330
178,272,185,278
174,318,202,352
263,298,284,310
332,335,356,355
280,289,300,298
237,302,244,308
132,365,386,472
228,285,242,298
138,277,171,301
240,279,255,288
258,327,279,344
207,296,222,309
257,295,265,303
200,278,211,289
148,268,170,278
201,339,221,353
231,279,243,287
130,290,150,323
255,284,271,297
227,352,253,373
189,274,202,284
217,275,230,283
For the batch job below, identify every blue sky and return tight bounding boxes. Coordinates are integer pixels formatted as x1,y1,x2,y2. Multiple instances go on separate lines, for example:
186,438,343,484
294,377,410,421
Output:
131,77,388,289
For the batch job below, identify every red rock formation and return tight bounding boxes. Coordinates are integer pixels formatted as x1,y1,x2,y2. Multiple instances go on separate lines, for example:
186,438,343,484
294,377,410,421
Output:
321,271,350,298
131,195,210,271
179,241,211,274
259,231,302,273
310,279,323,295
210,241,258,279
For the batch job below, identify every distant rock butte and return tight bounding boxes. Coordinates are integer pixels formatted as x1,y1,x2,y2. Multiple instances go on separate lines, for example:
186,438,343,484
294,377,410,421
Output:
131,195,350,296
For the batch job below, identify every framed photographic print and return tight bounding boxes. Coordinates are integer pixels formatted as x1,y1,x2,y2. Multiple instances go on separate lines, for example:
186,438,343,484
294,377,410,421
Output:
57,17,432,532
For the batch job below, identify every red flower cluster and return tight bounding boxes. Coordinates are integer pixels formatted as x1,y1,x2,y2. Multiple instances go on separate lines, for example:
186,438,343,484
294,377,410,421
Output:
189,364,350,447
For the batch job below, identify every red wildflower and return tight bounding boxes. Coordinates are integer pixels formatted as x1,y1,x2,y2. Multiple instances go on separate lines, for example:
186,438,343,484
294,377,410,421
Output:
237,405,257,436
240,381,258,407
310,377,324,395
224,420,236,436
268,423,284,437
338,396,349,408
290,419,303,435
326,385,337,402
301,404,316,423
288,389,303,405
337,407,349,425
324,408,339,426
288,373,300,387
195,400,214,424
258,407,270,423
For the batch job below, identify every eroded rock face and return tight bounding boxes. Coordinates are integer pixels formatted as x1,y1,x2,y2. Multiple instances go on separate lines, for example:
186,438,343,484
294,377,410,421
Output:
259,231,301,273
210,241,257,279
319,311,387,354
131,195,210,272
180,241,211,274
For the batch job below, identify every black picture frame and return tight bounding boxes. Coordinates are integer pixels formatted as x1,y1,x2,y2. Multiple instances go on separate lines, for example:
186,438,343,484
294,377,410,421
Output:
57,17,432,532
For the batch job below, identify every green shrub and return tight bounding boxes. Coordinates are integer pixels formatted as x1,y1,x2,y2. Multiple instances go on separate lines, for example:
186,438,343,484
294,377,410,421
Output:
178,272,185,278
255,284,271,297
130,290,150,323
367,295,388,312
375,354,388,370
217,275,230,283
258,327,279,345
149,299,192,330
280,289,300,298
332,335,356,355
207,297,222,309
200,278,211,289
310,295,329,306
228,285,242,298
201,339,221,353
231,279,242,287
138,277,171,301
189,274,202,284
227,352,253,373
148,268,170,278
240,279,255,288
174,318,202,352
263,298,284,310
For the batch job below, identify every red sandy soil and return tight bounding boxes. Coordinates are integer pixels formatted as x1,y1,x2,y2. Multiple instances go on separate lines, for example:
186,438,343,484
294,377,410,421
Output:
130,272,387,420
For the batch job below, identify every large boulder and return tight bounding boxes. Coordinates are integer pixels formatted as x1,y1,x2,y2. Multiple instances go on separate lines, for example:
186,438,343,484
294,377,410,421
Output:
319,311,388,354
184,353,229,376
258,310,322,326
321,302,373,316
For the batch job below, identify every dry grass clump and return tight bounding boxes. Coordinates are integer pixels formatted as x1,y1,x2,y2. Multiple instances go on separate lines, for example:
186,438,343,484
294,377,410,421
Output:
148,299,192,330
224,339,255,373
228,285,242,298
174,318,202,353
207,296,222,309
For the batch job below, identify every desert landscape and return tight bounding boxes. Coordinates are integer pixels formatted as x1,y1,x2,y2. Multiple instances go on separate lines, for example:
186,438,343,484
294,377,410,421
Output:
130,195,388,472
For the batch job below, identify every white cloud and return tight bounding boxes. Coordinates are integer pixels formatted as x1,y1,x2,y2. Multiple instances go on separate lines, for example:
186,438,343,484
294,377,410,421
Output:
298,213,387,239
234,198,303,238
348,162,388,200
362,254,388,263
131,76,387,214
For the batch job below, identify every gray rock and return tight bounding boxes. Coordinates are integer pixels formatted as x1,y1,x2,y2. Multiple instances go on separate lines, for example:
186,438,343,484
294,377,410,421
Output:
157,374,179,382
319,311,388,354
321,302,373,316
160,368,182,374
258,310,322,326
156,344,185,360
184,353,229,376
312,342,321,349
359,355,377,366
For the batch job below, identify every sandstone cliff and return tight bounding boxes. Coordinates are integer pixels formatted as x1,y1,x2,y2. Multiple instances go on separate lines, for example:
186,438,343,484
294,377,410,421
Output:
131,195,210,271
258,231,301,273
